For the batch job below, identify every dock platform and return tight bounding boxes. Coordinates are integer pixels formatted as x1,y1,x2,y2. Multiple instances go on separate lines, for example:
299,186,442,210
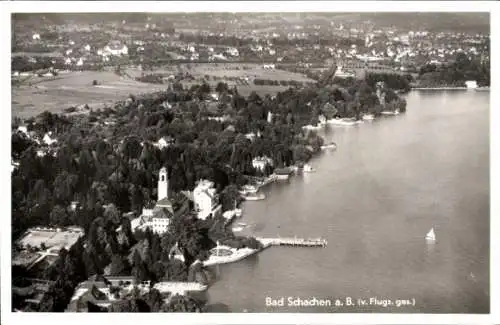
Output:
257,236,327,248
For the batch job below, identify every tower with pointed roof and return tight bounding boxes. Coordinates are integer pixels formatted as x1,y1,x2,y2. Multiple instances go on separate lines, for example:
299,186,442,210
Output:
158,167,169,201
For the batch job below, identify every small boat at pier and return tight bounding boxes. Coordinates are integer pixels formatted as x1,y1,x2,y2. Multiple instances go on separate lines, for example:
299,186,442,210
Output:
256,174,277,187
321,142,337,150
303,164,315,173
241,184,259,194
380,110,400,116
327,118,363,126
362,114,375,120
243,193,266,201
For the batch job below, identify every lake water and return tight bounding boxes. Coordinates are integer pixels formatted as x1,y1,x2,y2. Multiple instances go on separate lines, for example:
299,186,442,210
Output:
205,90,490,313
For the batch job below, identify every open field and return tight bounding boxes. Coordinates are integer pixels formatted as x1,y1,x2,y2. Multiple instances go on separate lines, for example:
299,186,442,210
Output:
12,65,315,118
12,51,63,58
186,63,314,82
12,71,171,118
137,62,315,97
133,62,315,82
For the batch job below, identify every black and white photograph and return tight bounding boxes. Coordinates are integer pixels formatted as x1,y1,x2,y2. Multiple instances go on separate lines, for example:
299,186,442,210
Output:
1,1,496,323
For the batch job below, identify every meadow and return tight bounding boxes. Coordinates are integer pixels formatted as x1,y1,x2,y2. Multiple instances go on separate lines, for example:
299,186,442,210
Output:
12,71,170,118
12,64,315,118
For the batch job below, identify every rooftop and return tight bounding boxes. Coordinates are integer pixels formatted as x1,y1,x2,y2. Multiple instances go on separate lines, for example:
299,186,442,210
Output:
152,207,174,220
156,197,173,208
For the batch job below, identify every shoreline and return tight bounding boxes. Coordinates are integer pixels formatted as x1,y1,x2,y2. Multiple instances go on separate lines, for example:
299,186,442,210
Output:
411,87,490,91
207,106,405,268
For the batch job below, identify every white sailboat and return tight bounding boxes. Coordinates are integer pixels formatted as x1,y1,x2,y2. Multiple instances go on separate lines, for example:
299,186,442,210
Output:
425,228,436,241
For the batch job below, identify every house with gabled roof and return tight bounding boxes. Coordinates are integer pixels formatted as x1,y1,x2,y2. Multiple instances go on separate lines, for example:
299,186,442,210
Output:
43,132,57,146
153,136,174,150
102,41,128,56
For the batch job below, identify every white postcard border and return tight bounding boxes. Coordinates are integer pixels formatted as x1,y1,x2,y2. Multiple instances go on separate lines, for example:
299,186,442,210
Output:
1,1,497,324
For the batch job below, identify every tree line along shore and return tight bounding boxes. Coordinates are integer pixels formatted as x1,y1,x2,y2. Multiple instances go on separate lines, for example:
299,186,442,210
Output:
12,71,410,312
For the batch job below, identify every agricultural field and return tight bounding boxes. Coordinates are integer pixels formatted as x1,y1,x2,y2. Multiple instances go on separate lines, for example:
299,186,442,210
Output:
179,63,314,82
128,62,315,82
12,70,171,118
12,51,63,58
12,64,316,118
131,62,315,96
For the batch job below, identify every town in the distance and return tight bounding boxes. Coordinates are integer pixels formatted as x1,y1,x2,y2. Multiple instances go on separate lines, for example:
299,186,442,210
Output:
11,12,490,313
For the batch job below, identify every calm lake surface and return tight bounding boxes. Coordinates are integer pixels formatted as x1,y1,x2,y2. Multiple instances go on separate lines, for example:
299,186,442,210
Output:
206,90,490,313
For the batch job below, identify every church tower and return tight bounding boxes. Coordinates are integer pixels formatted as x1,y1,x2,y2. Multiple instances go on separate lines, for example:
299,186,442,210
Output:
158,167,169,201
267,111,273,124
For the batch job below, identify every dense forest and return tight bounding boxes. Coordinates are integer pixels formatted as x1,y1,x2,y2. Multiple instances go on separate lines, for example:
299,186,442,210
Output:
365,72,413,93
11,78,406,312
417,52,490,87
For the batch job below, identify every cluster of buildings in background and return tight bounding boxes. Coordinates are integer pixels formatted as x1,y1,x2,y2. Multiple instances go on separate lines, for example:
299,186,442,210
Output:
13,15,489,78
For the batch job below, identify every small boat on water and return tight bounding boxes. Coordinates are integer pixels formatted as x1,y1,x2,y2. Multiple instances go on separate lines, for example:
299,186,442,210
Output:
303,164,315,173
302,124,323,130
242,184,259,194
321,142,337,150
327,118,363,126
425,228,436,241
244,193,266,201
232,226,243,232
256,174,277,187
362,114,375,121
475,87,490,92
380,110,400,116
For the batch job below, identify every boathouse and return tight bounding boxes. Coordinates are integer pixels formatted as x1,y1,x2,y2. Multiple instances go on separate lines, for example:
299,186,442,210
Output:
274,167,293,180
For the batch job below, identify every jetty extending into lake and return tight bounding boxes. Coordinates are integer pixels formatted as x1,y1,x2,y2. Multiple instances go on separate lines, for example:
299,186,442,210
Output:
199,236,328,267
257,237,328,248
153,281,208,295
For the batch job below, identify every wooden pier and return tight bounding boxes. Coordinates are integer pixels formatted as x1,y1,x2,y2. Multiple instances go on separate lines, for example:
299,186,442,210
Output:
257,236,327,248
153,281,208,295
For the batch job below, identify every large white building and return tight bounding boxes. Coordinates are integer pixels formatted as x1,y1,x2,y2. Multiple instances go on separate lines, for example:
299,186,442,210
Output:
226,47,239,57
126,169,223,233
153,137,171,150
43,132,58,146
17,125,28,136
465,80,478,89
252,156,274,172
102,41,129,56
193,180,222,220
128,167,189,234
